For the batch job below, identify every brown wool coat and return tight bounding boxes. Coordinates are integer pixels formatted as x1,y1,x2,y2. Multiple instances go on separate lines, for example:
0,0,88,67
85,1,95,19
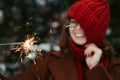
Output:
1,51,120,80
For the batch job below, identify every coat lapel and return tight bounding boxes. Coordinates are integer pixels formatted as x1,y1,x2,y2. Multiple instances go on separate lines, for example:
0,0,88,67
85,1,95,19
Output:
109,56,120,67
48,54,78,80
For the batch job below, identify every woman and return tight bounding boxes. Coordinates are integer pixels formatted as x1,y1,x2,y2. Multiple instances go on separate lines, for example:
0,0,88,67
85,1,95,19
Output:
1,0,120,80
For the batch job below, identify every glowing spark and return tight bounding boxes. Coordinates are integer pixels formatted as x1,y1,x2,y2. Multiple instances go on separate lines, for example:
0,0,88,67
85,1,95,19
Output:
0,35,46,65
49,28,52,34
13,36,42,65
22,37,34,53
26,21,29,25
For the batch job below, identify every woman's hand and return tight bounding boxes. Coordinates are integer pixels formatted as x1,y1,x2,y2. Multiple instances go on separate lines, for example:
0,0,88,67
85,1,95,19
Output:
84,43,102,69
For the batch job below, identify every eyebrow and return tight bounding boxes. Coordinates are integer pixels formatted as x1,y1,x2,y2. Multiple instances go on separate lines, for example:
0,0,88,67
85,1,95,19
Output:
70,20,78,24
69,18,77,21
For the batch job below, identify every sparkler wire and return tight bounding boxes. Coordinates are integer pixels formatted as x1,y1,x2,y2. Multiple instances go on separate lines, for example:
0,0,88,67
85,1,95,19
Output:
0,42,23,46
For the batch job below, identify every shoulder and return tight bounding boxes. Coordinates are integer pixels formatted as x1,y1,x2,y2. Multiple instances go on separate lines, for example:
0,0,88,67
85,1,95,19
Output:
35,51,63,65
33,51,65,75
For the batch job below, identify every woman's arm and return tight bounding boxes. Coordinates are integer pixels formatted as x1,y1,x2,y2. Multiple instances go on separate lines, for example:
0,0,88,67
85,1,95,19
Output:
0,57,49,80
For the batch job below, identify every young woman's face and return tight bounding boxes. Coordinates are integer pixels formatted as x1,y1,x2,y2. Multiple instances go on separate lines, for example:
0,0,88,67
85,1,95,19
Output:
68,19,87,45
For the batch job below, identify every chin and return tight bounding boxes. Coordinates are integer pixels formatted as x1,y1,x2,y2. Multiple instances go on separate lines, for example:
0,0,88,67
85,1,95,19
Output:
75,41,86,46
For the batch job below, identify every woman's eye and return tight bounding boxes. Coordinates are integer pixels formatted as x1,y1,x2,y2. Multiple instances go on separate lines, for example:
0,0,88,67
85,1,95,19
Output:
69,21,78,27
70,22,76,26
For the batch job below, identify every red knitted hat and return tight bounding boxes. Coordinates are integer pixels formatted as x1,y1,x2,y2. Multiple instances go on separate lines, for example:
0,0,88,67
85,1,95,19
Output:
67,0,110,46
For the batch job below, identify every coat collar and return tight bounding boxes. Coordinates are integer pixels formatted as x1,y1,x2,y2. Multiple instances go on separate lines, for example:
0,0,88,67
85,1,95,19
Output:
48,52,78,80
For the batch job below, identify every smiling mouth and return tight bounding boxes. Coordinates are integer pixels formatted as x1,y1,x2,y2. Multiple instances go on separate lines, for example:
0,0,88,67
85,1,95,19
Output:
75,33,85,37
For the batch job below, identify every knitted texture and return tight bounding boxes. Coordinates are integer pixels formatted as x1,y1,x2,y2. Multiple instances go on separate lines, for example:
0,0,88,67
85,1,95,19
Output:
67,0,110,46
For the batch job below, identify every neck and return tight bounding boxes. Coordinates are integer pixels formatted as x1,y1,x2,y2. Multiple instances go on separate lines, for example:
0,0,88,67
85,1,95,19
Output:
70,40,85,63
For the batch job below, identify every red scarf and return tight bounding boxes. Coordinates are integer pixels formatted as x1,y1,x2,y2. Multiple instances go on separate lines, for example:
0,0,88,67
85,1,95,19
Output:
70,41,108,80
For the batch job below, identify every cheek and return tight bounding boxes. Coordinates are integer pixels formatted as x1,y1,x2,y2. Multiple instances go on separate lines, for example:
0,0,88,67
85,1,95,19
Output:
69,28,87,45
69,28,74,38
69,27,74,34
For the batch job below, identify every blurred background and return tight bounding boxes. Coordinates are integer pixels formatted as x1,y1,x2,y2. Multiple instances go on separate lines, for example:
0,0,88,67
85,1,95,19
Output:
0,0,120,77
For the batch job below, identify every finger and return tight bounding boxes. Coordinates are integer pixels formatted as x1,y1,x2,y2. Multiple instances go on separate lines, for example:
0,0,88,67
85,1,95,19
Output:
84,48,93,57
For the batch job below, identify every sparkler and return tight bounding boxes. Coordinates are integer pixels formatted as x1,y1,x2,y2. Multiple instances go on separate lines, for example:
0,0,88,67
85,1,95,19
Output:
0,36,47,66
11,36,45,65
0,21,54,65
0,42,22,46
0,20,54,66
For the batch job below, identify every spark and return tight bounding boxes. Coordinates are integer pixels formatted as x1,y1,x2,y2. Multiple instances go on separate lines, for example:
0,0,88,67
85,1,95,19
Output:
13,36,43,65
0,35,46,65
49,28,52,34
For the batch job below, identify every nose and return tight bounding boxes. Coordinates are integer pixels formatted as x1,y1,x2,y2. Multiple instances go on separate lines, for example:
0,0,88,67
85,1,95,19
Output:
75,24,82,30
